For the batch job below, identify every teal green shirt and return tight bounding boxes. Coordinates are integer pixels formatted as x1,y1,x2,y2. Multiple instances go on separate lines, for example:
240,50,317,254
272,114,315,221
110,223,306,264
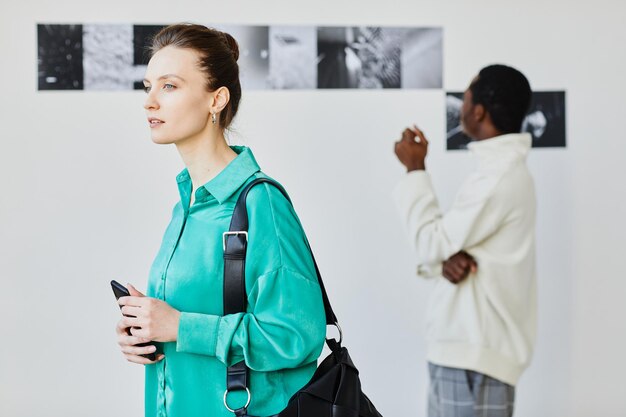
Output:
145,146,326,417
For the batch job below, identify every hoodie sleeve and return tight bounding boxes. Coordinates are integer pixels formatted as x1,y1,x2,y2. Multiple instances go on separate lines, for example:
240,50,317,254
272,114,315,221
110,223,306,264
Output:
392,170,508,273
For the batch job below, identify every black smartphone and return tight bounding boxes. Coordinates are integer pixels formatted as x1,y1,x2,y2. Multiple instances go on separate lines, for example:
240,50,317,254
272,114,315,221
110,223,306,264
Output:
110,280,156,361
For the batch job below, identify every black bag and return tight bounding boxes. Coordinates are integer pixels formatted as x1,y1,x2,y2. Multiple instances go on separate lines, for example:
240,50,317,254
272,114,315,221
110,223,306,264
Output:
222,178,383,417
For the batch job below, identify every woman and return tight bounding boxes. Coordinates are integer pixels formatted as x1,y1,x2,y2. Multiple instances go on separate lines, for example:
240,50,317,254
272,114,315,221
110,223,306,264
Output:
115,23,326,417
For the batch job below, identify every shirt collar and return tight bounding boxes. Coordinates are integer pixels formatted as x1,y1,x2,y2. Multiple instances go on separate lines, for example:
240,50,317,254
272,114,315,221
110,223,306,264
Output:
175,146,261,205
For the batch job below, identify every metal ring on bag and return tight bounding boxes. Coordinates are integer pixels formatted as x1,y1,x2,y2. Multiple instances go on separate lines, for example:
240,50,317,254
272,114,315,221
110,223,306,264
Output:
223,387,251,413
325,321,343,345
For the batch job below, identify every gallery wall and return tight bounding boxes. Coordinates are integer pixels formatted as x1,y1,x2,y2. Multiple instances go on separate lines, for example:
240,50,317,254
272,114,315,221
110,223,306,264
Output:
1,1,625,416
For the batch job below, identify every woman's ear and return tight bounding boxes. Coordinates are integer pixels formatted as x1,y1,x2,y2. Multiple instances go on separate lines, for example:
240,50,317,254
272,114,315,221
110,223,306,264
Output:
210,87,231,114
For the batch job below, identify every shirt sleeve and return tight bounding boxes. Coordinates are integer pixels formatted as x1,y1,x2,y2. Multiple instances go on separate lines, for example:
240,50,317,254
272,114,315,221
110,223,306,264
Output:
392,170,509,273
176,266,326,371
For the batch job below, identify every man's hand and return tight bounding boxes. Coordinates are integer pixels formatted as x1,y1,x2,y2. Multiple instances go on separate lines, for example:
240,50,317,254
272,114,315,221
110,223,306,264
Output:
442,251,477,284
394,125,429,172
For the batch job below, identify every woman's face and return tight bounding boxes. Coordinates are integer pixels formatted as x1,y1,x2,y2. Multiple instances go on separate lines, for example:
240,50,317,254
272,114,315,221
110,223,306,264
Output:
143,46,215,145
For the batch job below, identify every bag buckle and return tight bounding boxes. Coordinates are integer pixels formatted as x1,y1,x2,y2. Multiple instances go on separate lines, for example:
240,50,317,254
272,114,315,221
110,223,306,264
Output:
223,231,248,251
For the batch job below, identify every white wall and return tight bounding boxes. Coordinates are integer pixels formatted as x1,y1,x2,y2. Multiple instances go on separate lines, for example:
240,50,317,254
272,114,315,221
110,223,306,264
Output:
1,1,625,416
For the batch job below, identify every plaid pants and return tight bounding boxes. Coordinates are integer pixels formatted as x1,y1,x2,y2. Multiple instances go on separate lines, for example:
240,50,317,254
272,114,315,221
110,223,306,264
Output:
428,363,515,417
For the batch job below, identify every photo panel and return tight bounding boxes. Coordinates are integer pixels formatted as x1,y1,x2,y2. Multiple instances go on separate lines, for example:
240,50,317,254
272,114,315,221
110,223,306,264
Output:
446,91,567,150
446,92,471,150
317,26,402,89
268,25,317,89
83,24,134,90
400,27,443,89
38,24,84,90
523,91,566,148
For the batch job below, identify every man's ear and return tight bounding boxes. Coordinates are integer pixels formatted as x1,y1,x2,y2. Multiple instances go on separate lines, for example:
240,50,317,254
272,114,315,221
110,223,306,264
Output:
210,87,231,114
474,103,487,123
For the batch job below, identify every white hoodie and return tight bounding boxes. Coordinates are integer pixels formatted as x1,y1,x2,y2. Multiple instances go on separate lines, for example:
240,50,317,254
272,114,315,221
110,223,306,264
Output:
392,133,537,385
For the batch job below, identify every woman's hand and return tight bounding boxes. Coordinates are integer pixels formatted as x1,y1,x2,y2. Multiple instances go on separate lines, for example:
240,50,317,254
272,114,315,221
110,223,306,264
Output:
116,316,164,365
116,284,166,365
118,284,181,343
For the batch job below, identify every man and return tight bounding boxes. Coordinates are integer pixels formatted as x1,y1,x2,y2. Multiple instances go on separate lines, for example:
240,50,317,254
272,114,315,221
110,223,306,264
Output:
393,64,537,417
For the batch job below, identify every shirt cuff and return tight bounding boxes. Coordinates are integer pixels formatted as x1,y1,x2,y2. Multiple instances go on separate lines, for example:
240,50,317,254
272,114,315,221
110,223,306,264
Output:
176,312,220,356
417,263,443,278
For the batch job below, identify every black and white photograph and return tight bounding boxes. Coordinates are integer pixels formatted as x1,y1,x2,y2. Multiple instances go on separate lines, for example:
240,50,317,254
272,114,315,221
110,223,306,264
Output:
316,26,443,89
446,91,567,150
268,26,317,89
522,91,567,148
83,24,135,90
445,92,471,149
400,27,443,88
37,24,84,90
317,26,402,89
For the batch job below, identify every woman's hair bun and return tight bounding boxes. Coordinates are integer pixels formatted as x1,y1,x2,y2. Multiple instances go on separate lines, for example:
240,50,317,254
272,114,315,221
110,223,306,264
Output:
222,32,240,61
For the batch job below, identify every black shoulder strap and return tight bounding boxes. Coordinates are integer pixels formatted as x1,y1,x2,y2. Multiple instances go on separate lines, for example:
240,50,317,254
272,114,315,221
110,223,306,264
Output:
223,177,338,324
222,177,338,416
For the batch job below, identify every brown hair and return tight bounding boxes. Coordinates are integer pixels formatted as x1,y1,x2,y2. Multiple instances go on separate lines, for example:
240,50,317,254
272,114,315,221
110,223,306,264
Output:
149,23,241,130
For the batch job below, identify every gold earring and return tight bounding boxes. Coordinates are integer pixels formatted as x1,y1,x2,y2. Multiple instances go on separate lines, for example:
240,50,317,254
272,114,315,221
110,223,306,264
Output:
211,113,217,125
